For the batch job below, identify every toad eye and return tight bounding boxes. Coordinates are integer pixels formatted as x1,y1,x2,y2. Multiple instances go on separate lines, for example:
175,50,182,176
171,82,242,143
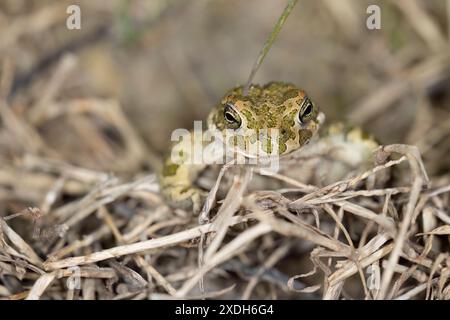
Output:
298,98,314,123
224,103,242,128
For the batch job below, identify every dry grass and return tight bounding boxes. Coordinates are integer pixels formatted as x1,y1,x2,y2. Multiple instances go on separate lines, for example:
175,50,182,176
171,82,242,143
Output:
0,0,449,300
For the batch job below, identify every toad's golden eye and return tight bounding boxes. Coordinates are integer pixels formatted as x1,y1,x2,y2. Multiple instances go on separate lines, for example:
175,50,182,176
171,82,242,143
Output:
298,98,314,123
224,103,242,128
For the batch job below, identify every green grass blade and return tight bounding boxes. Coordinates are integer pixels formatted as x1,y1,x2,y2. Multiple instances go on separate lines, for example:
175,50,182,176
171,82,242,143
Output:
243,0,299,95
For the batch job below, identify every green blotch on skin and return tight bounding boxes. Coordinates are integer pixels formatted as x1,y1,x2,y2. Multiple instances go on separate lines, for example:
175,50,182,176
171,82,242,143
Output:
280,125,295,141
278,142,287,154
162,163,179,177
179,186,192,194
241,109,258,129
277,103,287,115
262,135,273,154
360,130,371,141
284,89,299,100
282,110,296,128
298,129,312,146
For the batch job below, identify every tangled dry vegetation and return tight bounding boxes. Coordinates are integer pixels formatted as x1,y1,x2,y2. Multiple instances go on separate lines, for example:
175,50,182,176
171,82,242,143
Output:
0,0,450,300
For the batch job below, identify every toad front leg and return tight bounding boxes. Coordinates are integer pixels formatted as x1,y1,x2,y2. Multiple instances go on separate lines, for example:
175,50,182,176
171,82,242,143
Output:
159,131,209,213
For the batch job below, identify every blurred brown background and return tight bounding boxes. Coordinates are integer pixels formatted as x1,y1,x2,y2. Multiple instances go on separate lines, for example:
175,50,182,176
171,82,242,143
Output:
1,0,449,176
0,0,450,301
